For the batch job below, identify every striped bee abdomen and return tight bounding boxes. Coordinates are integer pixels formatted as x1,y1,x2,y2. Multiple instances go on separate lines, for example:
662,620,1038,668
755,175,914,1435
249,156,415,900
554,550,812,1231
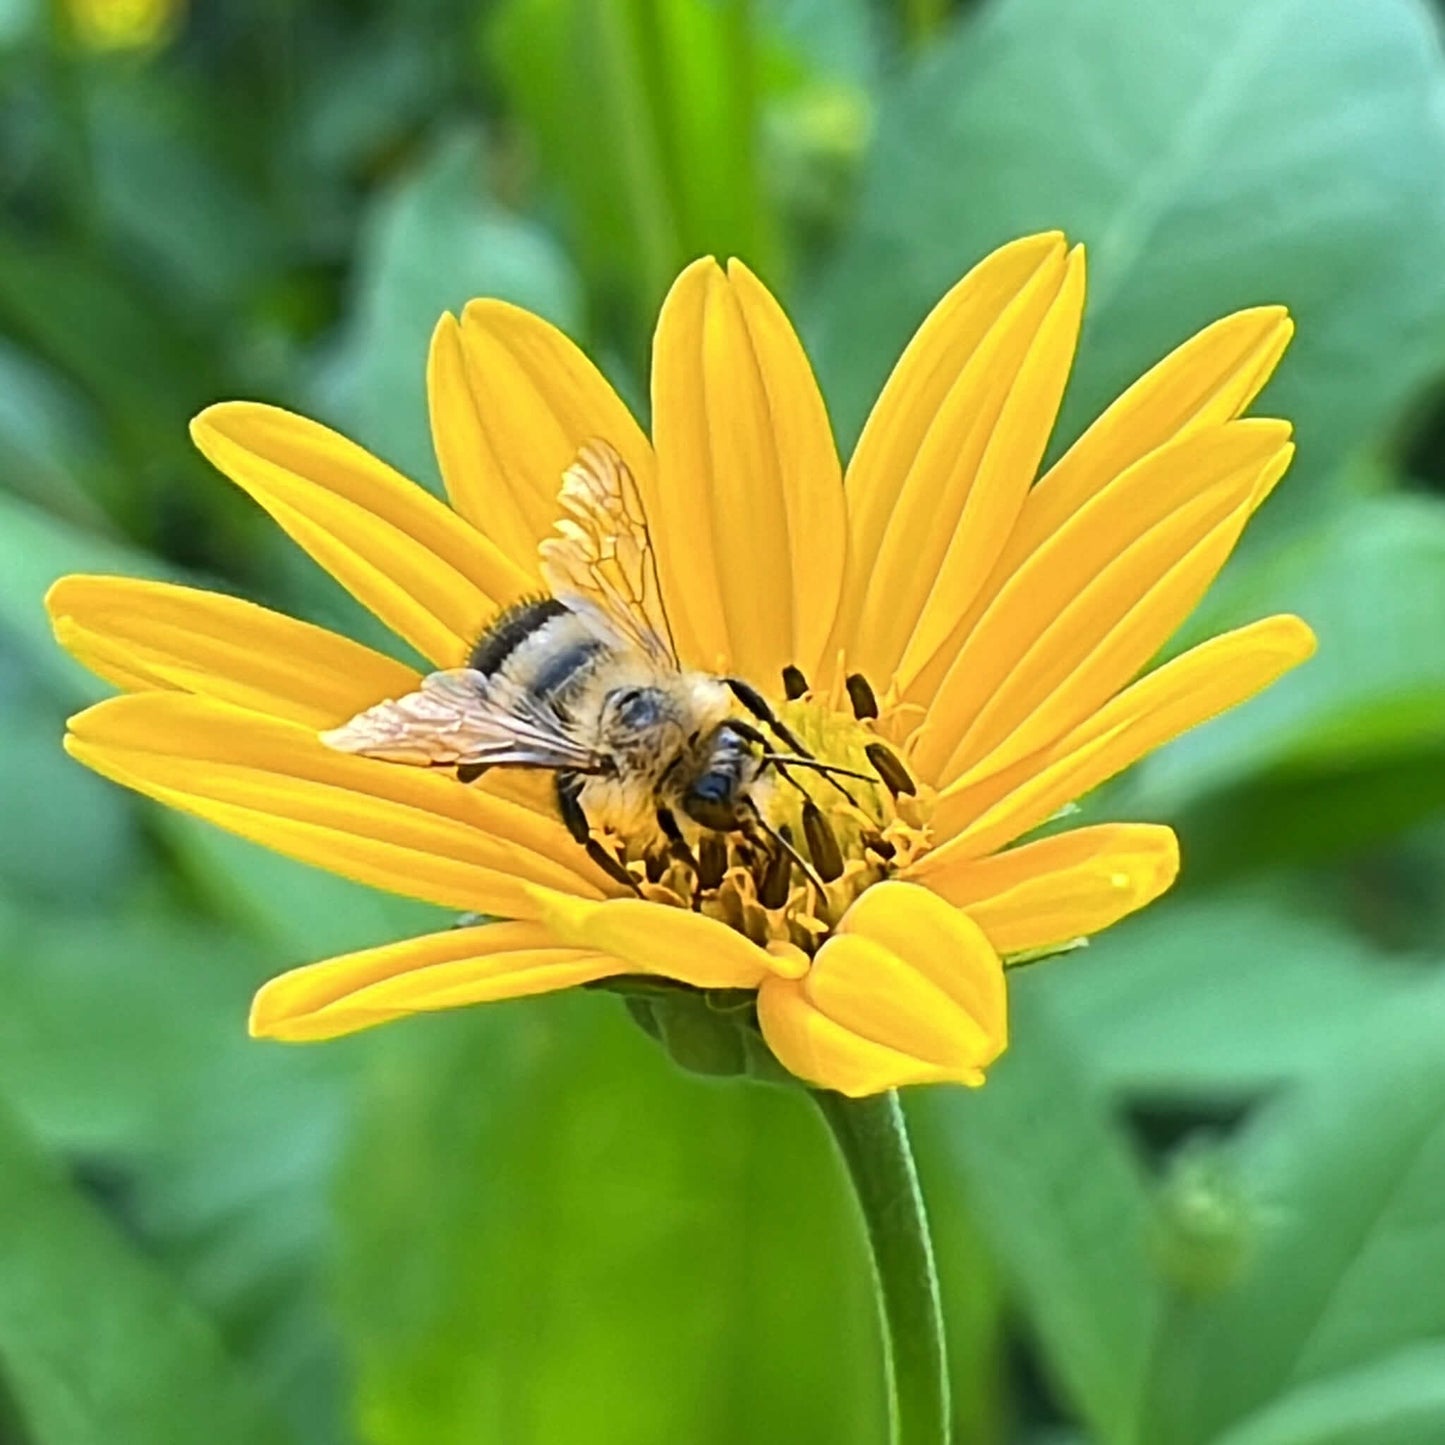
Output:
468,597,569,675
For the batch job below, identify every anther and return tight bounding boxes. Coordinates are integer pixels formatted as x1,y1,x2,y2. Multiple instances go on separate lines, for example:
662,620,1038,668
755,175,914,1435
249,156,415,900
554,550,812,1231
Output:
781,665,809,700
845,673,879,720
741,799,827,892
801,801,844,883
865,741,917,797
759,835,793,909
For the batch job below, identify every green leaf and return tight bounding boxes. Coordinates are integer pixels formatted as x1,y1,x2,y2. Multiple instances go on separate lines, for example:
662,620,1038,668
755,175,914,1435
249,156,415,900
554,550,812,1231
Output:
0,695,137,906
86,72,278,315
0,231,220,522
0,896,359,1444
488,0,777,341
157,815,445,965
0,339,111,524
1157,750,1445,887
1211,1344,1445,1445
0,489,166,702
808,0,1445,527
1138,977,1445,1445
760,0,879,88
1131,496,1445,812
1040,889,1426,1098
0,1101,292,1445
338,995,883,1445
295,22,442,176
0,0,38,48
915,983,1161,1443
317,129,582,486
0,904,288,1156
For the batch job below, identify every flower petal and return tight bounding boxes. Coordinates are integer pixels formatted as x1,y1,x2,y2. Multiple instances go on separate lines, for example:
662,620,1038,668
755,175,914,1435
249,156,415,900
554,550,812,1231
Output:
930,615,1317,859
912,421,1294,787
47,575,419,728
650,257,845,681
840,233,1065,608
50,619,178,695
250,921,622,1041
527,886,798,990
190,403,531,667
428,302,656,569
998,306,1294,577
834,233,1084,688
756,881,1007,1096
901,306,1295,709
895,248,1087,690
906,823,1179,954
65,693,613,915
757,979,954,1097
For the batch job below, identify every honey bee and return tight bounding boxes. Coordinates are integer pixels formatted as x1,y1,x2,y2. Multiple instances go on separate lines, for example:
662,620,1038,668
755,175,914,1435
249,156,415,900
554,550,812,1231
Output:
322,441,861,893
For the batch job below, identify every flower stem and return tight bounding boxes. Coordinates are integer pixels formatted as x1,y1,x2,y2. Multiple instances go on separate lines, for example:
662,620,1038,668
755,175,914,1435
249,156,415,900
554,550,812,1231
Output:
812,1089,950,1445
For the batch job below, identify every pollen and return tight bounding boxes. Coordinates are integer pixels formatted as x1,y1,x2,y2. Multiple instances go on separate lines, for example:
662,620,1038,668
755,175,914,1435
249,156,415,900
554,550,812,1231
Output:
617,678,936,955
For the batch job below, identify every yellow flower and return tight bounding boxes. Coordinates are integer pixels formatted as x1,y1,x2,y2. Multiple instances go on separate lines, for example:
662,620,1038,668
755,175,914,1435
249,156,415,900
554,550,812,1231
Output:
48,233,1314,1097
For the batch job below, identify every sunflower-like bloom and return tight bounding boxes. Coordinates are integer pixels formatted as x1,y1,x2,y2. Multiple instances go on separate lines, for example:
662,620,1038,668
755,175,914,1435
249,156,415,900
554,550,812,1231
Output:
48,233,1313,1096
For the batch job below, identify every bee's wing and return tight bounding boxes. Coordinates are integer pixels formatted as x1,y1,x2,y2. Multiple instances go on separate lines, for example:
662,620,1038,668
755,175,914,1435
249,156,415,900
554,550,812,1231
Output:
321,668,603,772
539,440,680,669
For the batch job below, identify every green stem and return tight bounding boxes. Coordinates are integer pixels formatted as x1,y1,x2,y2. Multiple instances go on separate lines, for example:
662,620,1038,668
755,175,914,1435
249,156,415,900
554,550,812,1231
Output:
812,1089,950,1445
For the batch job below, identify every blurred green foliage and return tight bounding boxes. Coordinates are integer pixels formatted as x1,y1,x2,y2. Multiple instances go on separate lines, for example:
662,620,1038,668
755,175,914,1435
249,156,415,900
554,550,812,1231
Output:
2,0,1445,1441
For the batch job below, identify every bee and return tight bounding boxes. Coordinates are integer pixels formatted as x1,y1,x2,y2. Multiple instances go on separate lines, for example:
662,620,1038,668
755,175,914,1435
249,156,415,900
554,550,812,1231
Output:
322,441,852,894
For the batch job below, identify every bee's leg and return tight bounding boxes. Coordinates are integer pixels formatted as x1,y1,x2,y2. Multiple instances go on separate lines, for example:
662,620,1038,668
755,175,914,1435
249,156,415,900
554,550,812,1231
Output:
655,806,699,873
555,771,638,892
655,807,705,905
723,677,815,758
697,834,728,891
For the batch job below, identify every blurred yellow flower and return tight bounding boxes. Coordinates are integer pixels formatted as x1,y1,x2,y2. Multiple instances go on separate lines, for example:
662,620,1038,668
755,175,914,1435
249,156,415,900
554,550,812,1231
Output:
48,233,1313,1097
67,0,181,50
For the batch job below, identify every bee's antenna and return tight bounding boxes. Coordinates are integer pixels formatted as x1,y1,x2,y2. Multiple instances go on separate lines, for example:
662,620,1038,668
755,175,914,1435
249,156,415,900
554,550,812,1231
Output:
728,701,864,809
760,754,873,782
762,754,863,811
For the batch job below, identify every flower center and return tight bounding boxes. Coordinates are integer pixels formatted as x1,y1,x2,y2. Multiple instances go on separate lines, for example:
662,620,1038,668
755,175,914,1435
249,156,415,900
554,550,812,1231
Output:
610,682,935,955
